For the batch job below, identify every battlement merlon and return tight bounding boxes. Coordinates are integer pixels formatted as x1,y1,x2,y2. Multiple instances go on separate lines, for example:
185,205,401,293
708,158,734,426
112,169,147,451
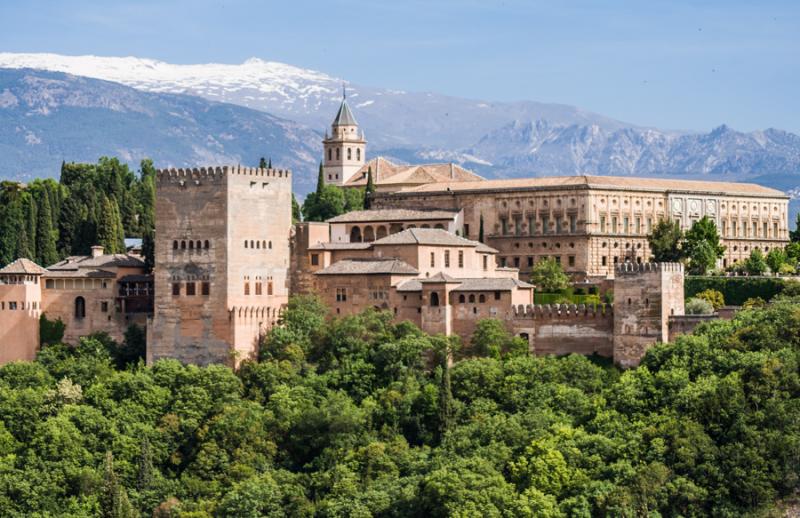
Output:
512,303,614,318
155,166,292,185
614,262,684,275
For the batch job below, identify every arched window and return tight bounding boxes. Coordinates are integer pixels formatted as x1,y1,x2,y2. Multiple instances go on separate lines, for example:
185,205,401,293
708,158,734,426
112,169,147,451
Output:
268,241,272,249
204,240,210,249
430,292,440,307
188,241,194,250
458,294,465,303
328,149,332,161
256,241,261,249
262,240,266,249
364,226,375,242
357,148,361,160
347,148,352,160
250,240,255,249
244,240,248,248
376,226,387,239
350,227,362,243
196,241,201,250
468,294,475,303
172,241,178,250
479,294,486,303
336,148,340,160
74,297,86,319
180,241,186,250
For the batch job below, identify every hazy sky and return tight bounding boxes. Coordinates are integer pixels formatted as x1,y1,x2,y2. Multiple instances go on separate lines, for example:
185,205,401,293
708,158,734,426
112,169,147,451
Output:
1,0,798,133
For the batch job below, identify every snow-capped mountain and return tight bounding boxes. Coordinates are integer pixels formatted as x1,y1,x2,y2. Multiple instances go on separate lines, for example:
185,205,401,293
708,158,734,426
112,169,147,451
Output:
0,68,321,192
0,52,631,150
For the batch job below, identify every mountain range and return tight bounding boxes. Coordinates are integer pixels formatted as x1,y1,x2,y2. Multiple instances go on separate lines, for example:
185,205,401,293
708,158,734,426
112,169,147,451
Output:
0,52,799,212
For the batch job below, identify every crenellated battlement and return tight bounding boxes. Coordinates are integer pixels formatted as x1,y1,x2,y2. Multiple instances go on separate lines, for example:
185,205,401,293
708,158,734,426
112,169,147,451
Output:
155,166,292,185
615,262,683,275
512,303,613,319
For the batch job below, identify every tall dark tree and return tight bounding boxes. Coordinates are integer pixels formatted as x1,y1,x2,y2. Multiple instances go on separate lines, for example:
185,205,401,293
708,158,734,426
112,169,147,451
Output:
478,214,485,243
22,196,37,259
364,167,375,209
35,193,59,266
316,161,325,194
292,194,302,223
790,213,800,242
268,157,272,169
97,196,120,254
684,216,725,274
100,451,136,518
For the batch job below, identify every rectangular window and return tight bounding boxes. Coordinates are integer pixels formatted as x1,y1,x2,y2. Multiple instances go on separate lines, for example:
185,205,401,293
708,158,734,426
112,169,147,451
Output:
172,283,180,296
101,301,108,313
722,220,727,237
623,217,629,234
430,252,435,268
635,217,641,234
774,222,779,237
244,282,250,295
763,222,768,238
201,282,210,296
542,215,550,234
513,257,520,267
600,216,606,233
186,282,196,296
458,250,464,268
647,218,653,233
528,216,536,236
268,282,273,295
500,217,508,235
500,257,507,267
444,250,450,267
336,288,347,302
464,224,470,238
255,282,263,295
494,291,501,300
554,256,561,265
9,302,17,310
612,216,618,233
483,255,488,270
527,256,534,267
752,221,758,237
569,214,577,233
602,256,607,266
45,279,54,289
732,221,738,237
310,254,319,266
568,256,575,267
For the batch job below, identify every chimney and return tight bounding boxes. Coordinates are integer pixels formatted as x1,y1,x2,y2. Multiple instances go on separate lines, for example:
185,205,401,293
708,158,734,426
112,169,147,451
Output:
90,245,104,258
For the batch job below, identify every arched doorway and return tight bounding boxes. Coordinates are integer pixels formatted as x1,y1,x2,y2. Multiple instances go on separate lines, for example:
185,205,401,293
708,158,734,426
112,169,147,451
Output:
430,292,440,306
376,226,388,239
74,296,86,319
350,226,362,243
364,226,375,242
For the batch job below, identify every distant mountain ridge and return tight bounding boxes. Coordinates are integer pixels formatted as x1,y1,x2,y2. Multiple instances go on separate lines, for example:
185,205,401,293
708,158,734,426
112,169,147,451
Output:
0,53,800,212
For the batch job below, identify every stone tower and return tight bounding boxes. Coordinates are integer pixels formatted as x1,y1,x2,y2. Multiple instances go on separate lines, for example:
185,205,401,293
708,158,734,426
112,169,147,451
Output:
322,89,366,186
147,165,292,366
612,262,684,368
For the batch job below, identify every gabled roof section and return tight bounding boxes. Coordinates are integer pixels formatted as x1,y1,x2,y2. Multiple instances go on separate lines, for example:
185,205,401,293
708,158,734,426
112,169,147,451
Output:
47,253,145,271
344,157,484,188
327,208,460,224
315,258,419,276
420,272,458,283
332,99,358,127
450,278,535,292
0,258,47,275
372,228,497,253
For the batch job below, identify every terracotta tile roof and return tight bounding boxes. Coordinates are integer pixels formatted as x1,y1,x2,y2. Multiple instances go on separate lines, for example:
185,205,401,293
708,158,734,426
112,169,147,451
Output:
450,278,534,292
327,208,460,223
0,258,47,275
47,253,145,270
44,269,117,279
373,228,498,253
118,274,154,283
396,279,423,292
315,258,419,276
419,272,458,283
308,242,373,251
344,157,484,188
393,174,786,197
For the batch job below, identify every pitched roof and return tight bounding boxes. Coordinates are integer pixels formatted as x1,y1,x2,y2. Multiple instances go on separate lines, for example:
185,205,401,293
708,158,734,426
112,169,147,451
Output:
44,269,117,279
396,279,423,292
0,258,47,275
450,278,535,292
332,99,358,126
344,157,484,188
393,174,786,197
419,272,458,283
327,208,460,224
47,253,145,271
308,242,373,251
315,258,419,276
373,228,498,253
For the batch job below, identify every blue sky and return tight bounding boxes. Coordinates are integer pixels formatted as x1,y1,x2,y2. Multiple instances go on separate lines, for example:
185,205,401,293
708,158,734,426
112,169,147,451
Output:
1,0,798,133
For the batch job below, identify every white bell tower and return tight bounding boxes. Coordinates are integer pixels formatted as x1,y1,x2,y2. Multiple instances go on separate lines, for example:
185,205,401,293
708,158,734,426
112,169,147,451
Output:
322,87,366,186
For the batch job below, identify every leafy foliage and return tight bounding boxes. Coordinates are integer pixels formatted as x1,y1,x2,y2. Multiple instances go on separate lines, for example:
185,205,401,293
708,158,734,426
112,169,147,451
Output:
530,258,571,293
685,297,715,314
685,276,789,305
0,296,798,516
647,218,684,262
683,216,725,274
694,289,725,309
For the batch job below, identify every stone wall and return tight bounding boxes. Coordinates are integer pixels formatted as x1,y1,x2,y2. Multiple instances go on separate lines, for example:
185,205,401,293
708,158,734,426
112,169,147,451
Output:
0,282,40,362
511,303,614,357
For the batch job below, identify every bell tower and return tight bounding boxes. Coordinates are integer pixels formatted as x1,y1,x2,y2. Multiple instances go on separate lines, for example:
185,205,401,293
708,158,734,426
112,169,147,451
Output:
322,87,366,186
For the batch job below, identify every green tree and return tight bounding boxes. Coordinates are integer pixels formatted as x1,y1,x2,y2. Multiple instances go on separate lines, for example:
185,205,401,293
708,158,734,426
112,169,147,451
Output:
316,161,324,194
259,157,267,169
364,167,375,209
301,185,346,222
694,289,724,309
765,248,787,273
39,314,66,346
291,194,301,223
743,248,768,275
789,213,800,242
100,451,136,518
478,213,485,242
470,319,528,359
684,216,725,274
35,192,59,266
648,218,684,262
531,257,571,293
343,186,364,212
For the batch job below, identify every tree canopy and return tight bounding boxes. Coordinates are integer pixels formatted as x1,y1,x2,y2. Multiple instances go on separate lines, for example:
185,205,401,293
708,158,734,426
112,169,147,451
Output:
530,257,571,293
647,218,684,262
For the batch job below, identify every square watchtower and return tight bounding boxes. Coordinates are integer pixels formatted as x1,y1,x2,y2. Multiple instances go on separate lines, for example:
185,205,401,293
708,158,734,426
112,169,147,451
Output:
147,165,292,366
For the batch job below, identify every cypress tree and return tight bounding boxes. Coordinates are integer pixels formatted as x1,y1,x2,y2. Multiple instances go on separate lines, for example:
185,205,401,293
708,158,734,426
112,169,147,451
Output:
478,213,485,243
437,340,455,442
364,167,375,209
15,223,32,260
141,230,155,272
292,194,302,223
111,197,126,253
100,451,136,518
97,195,118,254
24,196,37,259
35,193,58,266
268,157,272,169
137,438,153,491
316,161,325,194
259,157,267,169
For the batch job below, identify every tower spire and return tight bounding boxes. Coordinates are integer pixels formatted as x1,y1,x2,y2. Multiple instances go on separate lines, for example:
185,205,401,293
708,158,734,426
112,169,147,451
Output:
342,83,346,100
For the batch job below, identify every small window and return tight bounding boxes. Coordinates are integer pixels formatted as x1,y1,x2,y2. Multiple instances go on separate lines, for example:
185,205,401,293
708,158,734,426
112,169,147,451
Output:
430,292,440,306
311,254,319,266
180,241,186,250
189,241,194,250
267,282,273,295
186,282,196,296
269,241,272,249
172,283,180,296
74,297,86,319
478,294,486,303
336,288,347,302
568,256,575,267
430,252,435,268
100,301,108,313
244,283,250,295
347,148,352,160
205,240,210,249
494,291,501,300
196,241,201,250
255,282,262,295
244,240,248,248
262,240,267,249
458,294,465,303
444,250,450,268
256,241,261,249
201,282,210,296
458,250,464,268
173,241,178,250
469,294,475,303
483,255,488,270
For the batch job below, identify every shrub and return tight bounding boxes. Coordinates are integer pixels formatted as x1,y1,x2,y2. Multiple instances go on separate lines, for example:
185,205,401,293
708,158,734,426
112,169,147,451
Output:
778,263,796,276
743,249,768,275
685,297,714,315
694,289,725,309
742,297,766,309
685,276,787,305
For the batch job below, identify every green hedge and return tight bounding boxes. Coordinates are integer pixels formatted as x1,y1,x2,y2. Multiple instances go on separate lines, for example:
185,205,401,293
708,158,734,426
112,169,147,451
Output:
535,291,602,305
685,276,789,306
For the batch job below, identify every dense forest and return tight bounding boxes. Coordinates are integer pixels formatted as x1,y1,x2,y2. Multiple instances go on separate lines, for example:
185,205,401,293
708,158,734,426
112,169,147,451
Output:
0,295,796,516
0,158,155,268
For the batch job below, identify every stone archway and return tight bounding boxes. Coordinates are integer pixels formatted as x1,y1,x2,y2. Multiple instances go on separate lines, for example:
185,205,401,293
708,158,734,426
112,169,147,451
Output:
376,226,388,239
364,226,375,242
350,226,362,243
